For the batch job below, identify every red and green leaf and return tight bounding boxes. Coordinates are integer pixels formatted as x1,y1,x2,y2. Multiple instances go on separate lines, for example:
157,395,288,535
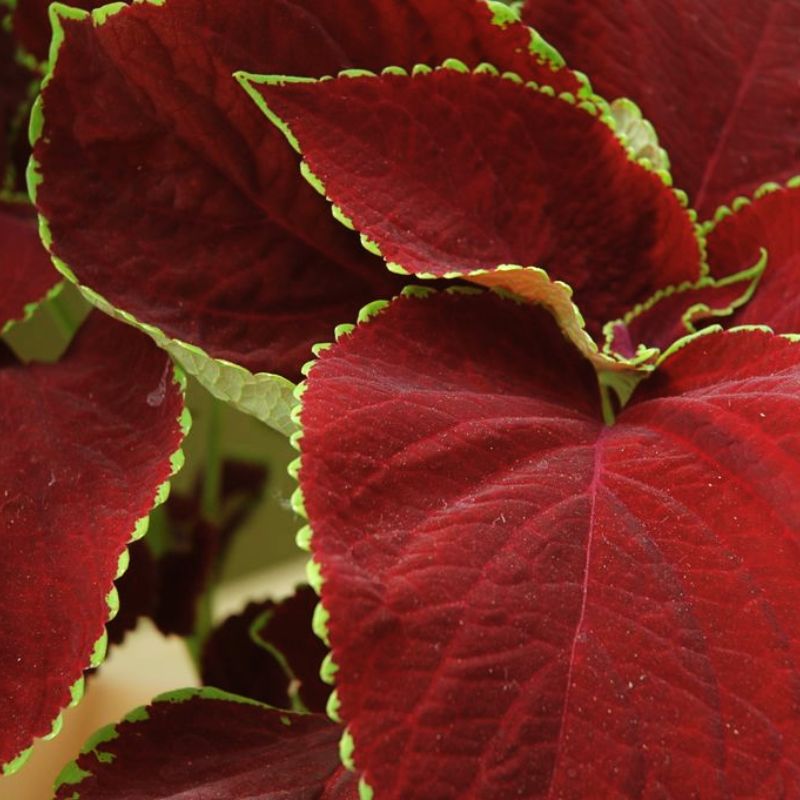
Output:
242,65,703,342
295,289,800,798
31,0,580,428
1,200,60,333
202,586,330,713
522,0,800,217
604,255,766,358
705,182,800,333
0,312,188,772
54,688,357,800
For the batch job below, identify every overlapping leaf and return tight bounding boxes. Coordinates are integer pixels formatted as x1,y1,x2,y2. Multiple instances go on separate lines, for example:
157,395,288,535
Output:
297,289,800,799
54,688,357,800
1,200,60,332
0,312,187,771
202,586,330,712
522,0,800,216
32,0,580,427
705,184,800,332
242,65,702,344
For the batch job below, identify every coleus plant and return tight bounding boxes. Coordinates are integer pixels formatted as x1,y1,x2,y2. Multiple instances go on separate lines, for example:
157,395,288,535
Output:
1,0,800,798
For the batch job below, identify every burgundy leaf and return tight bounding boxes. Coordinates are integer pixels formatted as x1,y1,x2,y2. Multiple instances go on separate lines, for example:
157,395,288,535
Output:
0,312,187,771
606,256,765,358
522,0,800,217
202,586,329,712
54,688,358,800
297,289,800,798
243,66,702,335
32,0,578,386
11,0,129,65
1,201,60,331
705,183,800,333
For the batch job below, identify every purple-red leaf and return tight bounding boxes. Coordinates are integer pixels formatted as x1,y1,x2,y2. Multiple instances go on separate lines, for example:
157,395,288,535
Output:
297,289,800,798
33,0,578,385
244,67,702,335
202,586,330,712
605,257,765,358
522,0,800,217
706,184,800,333
53,689,357,800
1,201,60,331
0,312,187,771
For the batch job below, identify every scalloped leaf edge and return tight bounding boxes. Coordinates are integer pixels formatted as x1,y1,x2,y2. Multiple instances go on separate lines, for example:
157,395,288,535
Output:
1,355,191,777
25,1,298,436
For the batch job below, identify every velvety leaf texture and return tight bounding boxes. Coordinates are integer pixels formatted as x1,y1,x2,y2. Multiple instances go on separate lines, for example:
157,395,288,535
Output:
247,68,701,334
0,312,186,769
53,689,356,800
33,0,577,382
0,201,60,331
522,0,800,217
706,185,800,333
202,586,330,712
299,290,800,799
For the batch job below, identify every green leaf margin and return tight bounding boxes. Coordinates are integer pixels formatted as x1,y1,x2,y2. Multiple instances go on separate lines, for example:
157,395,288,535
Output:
25,1,297,436
1,353,192,777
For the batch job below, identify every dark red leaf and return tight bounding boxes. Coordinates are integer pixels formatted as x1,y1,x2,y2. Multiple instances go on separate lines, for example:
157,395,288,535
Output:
522,0,800,217
244,67,702,335
11,0,129,65
202,586,329,712
297,289,800,798
53,689,357,800
705,183,800,333
33,0,578,386
0,312,187,771
606,256,765,358
1,201,60,332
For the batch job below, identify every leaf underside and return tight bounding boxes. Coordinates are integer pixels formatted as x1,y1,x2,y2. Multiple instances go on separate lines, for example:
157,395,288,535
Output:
33,0,578,383
0,312,186,770
522,0,800,217
246,67,702,335
299,290,800,799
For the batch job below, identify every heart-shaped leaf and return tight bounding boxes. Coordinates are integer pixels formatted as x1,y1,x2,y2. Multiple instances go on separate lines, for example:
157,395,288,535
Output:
0,311,188,773
522,0,800,217
31,0,578,430
241,65,702,347
54,688,357,800
295,288,800,798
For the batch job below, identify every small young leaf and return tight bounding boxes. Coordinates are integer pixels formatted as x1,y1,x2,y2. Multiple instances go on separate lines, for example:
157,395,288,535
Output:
297,290,800,798
53,688,356,800
522,0,800,216
243,67,702,335
0,312,187,771
202,586,330,712
706,183,800,333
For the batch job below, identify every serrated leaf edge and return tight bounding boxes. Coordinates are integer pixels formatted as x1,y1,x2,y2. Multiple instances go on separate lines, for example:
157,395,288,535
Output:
25,1,297,436
1,359,191,777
